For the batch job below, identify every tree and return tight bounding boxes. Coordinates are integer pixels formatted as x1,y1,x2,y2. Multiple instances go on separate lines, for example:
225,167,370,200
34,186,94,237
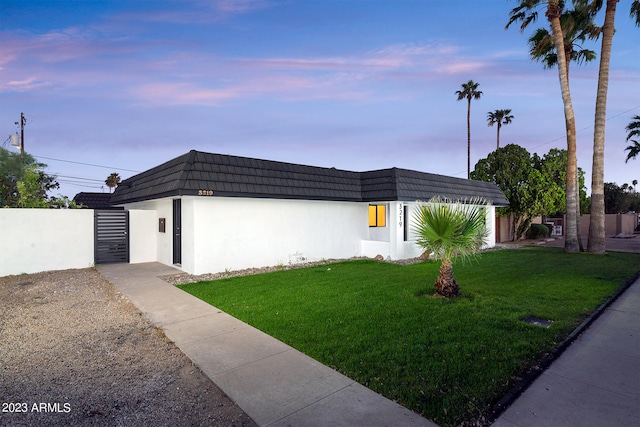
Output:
411,197,488,298
472,144,587,240
625,115,640,162
526,6,599,75
472,144,555,240
578,0,616,254
455,80,483,179
521,2,600,252
16,166,51,208
535,148,589,214
487,109,514,149
627,115,640,141
625,141,640,163
1,148,59,208
507,0,582,253
105,173,121,193
604,182,640,214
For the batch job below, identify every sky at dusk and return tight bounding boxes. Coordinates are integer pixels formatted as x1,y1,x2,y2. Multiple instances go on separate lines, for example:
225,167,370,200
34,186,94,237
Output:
1,0,638,198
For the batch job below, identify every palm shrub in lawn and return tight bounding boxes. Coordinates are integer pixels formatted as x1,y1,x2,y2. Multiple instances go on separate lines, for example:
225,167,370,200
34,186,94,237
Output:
411,197,489,298
179,248,640,426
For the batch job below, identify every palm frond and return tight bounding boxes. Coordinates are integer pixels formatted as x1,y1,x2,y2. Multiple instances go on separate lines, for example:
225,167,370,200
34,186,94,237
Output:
411,197,489,263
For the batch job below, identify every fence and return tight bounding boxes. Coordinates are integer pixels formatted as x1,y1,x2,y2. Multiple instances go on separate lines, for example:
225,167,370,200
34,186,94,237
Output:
496,213,639,242
0,209,157,277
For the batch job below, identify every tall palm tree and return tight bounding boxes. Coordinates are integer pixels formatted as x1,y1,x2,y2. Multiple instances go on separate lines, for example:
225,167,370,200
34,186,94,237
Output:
582,0,616,254
523,1,599,253
577,1,639,252
105,172,121,193
412,197,488,298
487,109,514,150
455,80,483,179
507,0,581,253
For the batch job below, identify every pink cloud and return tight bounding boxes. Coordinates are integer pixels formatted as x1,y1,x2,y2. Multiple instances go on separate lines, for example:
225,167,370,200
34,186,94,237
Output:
0,77,50,92
435,60,489,74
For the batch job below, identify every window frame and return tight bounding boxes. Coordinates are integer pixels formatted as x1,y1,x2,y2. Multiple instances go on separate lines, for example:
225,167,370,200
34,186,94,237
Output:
368,204,386,227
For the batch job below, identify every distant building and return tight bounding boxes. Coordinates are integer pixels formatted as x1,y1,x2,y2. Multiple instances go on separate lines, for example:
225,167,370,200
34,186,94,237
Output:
73,192,122,210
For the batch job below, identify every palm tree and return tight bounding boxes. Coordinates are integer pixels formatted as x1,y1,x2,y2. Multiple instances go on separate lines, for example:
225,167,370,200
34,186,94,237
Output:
105,172,121,193
411,197,488,298
626,115,640,143
487,109,514,150
526,7,600,76
625,116,640,163
507,0,581,253
583,0,616,254
625,141,640,163
518,1,599,253
455,80,482,179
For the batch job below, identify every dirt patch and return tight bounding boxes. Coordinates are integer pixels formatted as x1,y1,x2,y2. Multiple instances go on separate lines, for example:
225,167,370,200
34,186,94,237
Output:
0,268,256,427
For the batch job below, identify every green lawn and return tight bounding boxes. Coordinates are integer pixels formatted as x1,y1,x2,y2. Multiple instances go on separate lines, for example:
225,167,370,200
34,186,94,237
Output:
179,247,640,426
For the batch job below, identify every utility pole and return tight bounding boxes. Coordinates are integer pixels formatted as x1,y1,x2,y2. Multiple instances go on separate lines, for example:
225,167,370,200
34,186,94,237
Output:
19,112,25,155
13,112,26,156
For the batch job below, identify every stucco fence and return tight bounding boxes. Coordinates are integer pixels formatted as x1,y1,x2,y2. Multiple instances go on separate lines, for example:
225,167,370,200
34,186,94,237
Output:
0,209,156,277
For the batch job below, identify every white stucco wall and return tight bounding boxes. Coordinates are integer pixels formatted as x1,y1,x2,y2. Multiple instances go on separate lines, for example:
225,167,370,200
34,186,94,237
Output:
118,196,498,276
129,210,158,264
0,209,94,277
189,197,369,275
123,199,174,267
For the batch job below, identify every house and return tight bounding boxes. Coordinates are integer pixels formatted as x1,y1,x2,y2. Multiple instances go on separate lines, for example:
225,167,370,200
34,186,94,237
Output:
73,192,122,210
110,150,508,275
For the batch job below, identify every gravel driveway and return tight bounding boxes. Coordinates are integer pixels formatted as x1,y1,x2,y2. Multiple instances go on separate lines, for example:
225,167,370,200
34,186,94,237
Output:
0,268,256,427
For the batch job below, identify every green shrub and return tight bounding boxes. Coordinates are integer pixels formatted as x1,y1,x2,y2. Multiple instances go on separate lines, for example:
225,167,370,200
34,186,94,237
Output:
526,223,551,239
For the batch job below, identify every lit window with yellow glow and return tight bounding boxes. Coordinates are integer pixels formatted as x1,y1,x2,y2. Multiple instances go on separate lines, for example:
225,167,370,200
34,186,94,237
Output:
368,205,386,227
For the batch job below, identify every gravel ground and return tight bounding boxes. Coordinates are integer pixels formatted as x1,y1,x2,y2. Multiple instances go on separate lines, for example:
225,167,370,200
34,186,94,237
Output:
161,256,426,285
0,268,256,427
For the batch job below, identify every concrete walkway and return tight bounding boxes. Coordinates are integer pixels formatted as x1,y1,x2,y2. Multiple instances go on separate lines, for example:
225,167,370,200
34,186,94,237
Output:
98,262,434,427
492,276,640,427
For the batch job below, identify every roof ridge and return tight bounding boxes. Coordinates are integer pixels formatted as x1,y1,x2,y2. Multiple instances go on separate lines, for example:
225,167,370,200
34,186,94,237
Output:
175,150,198,195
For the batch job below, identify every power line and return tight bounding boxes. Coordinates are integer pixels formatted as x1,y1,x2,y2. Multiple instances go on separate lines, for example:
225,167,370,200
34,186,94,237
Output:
528,104,640,151
53,174,105,183
32,154,142,173
56,180,105,190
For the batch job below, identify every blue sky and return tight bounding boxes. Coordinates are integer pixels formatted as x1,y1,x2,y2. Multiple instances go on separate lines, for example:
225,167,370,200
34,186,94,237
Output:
1,0,638,198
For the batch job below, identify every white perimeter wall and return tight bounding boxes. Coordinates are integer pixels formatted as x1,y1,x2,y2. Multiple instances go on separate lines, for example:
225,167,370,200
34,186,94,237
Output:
0,209,94,276
0,208,162,277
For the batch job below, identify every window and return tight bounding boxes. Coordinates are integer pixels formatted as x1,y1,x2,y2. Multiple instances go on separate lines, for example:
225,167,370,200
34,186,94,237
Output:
368,204,386,227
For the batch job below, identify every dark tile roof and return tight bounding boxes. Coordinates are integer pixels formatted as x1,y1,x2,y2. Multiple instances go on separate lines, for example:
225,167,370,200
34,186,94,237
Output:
73,192,121,209
361,168,509,204
110,150,508,206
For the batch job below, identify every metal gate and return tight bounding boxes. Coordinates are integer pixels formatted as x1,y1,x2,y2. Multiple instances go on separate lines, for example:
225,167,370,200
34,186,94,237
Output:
95,210,129,264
